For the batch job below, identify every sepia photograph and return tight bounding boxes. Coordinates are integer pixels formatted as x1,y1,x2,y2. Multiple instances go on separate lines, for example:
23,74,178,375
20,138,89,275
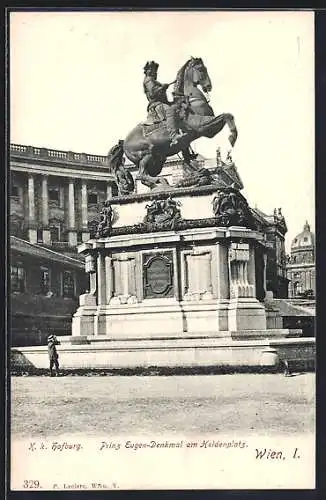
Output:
9,9,315,490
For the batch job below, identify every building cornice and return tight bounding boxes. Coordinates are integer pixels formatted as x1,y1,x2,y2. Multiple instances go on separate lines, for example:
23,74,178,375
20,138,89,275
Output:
11,235,84,269
11,160,115,182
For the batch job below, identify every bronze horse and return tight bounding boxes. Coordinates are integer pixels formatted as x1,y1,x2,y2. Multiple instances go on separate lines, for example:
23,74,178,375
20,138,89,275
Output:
109,57,238,192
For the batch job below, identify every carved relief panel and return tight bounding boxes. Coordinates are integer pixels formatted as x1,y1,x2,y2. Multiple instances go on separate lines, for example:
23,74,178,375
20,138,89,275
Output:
110,254,137,305
183,249,214,301
142,252,174,299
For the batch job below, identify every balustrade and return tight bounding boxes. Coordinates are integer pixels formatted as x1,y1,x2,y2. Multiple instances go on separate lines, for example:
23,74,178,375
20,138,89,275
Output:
10,143,108,165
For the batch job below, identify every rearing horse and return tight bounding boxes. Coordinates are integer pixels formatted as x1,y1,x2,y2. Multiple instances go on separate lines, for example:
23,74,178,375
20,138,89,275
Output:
112,57,238,191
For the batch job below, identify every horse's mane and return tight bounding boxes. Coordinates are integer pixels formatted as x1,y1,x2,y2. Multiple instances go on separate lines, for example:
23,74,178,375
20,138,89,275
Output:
174,59,192,95
174,57,203,95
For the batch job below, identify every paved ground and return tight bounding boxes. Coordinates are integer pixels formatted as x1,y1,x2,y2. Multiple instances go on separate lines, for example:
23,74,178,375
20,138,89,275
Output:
11,373,315,438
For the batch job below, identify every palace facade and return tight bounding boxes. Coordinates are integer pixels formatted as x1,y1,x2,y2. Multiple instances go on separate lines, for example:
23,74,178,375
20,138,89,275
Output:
10,143,117,344
10,143,289,344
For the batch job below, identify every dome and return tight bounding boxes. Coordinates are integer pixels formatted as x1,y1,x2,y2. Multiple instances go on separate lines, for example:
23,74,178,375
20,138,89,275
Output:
291,221,315,250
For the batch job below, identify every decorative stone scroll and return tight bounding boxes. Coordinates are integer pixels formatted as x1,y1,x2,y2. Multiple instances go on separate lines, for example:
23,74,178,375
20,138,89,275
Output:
212,187,255,229
96,201,113,238
228,242,254,298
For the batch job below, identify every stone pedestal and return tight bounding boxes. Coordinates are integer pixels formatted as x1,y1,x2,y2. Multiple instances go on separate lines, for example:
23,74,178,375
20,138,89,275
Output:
13,182,312,373
228,298,267,332
71,186,274,340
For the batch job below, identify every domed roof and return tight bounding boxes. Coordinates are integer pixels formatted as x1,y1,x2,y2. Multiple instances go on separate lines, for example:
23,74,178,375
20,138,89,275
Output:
291,221,315,250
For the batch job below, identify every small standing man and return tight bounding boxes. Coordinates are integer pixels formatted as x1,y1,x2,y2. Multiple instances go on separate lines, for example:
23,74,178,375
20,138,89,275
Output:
47,335,60,377
143,61,187,146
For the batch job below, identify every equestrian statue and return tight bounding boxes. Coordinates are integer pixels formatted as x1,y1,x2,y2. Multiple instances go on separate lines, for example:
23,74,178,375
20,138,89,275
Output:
107,57,238,193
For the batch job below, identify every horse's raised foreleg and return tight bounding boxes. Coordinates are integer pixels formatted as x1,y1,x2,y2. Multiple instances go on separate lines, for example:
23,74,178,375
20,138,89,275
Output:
191,113,238,147
137,156,157,189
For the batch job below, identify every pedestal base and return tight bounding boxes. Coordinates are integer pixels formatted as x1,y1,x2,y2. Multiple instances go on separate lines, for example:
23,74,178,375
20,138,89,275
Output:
11,336,315,373
72,297,268,338
228,298,267,331
72,291,269,339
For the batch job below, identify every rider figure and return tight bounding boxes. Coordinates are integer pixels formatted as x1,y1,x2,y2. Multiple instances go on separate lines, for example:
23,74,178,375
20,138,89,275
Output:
143,61,187,147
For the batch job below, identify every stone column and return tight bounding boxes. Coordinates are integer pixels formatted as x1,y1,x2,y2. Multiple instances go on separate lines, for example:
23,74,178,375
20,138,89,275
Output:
263,253,268,295
81,181,90,242
41,175,51,244
97,253,106,306
247,246,257,298
215,243,229,299
67,179,77,247
105,255,113,304
106,183,113,201
27,174,37,243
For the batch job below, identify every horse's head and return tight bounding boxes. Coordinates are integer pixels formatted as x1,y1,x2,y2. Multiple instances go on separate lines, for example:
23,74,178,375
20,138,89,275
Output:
174,57,212,96
188,57,212,93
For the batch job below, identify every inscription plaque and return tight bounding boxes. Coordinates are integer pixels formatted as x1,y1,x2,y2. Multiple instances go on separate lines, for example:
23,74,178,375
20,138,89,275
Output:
143,252,174,299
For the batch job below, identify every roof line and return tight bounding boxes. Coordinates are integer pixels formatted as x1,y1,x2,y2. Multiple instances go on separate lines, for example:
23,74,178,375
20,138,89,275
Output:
11,236,84,266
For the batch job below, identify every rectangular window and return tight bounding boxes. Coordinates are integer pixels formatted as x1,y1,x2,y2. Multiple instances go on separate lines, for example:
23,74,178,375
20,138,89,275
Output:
11,265,26,293
88,193,98,206
62,270,75,298
49,188,60,202
40,267,50,295
11,185,19,197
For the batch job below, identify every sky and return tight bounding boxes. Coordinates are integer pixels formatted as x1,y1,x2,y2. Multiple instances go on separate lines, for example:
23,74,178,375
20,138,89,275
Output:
9,10,315,252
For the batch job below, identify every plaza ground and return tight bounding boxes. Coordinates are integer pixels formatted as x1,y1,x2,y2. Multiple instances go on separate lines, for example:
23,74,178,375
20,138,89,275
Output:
11,373,315,439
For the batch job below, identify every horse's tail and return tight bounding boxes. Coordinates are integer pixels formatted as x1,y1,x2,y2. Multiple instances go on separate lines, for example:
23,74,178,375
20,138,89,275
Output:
107,139,134,195
107,139,124,173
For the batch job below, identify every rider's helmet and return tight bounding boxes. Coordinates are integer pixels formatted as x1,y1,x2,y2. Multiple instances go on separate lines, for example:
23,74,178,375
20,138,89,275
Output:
144,61,159,75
